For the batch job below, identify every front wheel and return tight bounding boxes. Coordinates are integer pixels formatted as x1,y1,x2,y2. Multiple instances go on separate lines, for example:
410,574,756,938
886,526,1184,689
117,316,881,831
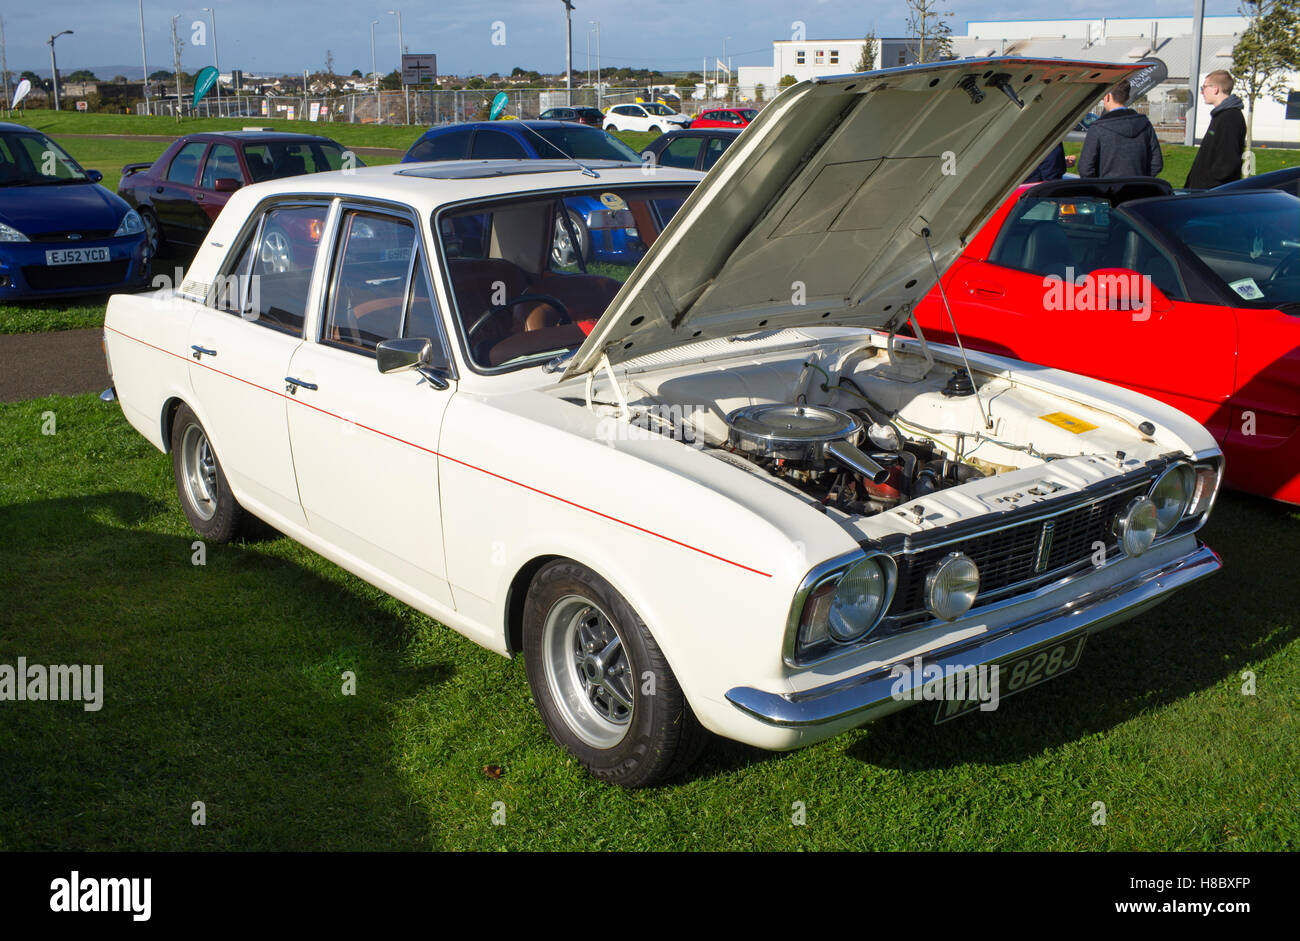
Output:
648,125,662,135
170,404,245,542
523,560,707,787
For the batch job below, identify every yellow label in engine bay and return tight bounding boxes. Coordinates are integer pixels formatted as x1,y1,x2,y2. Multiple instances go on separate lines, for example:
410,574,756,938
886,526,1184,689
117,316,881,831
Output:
1038,411,1098,434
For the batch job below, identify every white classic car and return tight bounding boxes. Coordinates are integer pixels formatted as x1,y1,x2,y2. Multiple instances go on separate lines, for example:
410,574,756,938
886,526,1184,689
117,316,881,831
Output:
105,58,1223,787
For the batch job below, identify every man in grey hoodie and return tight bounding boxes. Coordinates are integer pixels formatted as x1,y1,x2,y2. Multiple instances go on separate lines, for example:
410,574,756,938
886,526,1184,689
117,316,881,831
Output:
1077,79,1164,178
1185,70,1247,189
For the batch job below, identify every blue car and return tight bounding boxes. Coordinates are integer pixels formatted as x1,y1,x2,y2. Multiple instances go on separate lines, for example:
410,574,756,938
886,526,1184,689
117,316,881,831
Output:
0,122,150,300
402,121,651,266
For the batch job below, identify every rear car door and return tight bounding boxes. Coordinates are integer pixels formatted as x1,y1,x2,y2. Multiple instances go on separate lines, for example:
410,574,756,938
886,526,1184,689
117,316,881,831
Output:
187,199,332,528
284,204,457,607
155,141,210,246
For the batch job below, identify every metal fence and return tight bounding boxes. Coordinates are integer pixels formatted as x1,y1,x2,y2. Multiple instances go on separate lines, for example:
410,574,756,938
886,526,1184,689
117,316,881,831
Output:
136,85,772,126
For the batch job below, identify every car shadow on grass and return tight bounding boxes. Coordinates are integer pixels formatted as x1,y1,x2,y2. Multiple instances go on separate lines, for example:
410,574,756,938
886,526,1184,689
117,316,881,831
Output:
0,491,455,850
845,492,1299,772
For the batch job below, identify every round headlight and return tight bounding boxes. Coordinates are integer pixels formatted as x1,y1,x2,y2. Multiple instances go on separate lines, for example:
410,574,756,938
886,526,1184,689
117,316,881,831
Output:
1149,463,1193,534
1116,496,1159,557
828,556,890,642
925,552,980,621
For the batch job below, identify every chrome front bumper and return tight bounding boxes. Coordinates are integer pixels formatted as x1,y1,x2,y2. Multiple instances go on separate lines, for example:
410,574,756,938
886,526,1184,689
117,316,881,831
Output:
725,543,1221,728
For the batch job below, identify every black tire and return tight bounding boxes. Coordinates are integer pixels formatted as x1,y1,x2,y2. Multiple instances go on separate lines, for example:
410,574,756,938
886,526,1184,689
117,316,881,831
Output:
523,560,708,787
648,125,662,135
170,403,245,543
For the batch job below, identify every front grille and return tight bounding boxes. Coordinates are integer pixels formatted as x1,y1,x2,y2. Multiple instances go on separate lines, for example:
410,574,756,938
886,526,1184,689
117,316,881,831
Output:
31,230,116,242
886,481,1149,623
23,261,130,291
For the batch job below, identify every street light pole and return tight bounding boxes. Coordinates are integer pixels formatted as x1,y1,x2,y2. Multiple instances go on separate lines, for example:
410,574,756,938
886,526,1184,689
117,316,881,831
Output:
590,19,600,108
562,0,574,106
48,30,72,111
137,0,149,116
201,8,220,116
1184,0,1206,147
370,20,380,124
387,10,408,125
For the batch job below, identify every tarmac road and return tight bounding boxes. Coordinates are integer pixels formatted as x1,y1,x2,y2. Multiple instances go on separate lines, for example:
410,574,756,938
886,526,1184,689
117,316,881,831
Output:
0,328,111,402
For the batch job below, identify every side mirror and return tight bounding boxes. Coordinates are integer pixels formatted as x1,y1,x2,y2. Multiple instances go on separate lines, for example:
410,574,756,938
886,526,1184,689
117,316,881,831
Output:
376,337,450,389
213,177,242,193
86,169,103,183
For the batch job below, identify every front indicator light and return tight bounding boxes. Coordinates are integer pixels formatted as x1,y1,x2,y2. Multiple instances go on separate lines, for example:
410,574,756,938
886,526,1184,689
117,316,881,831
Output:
925,552,980,621
1116,496,1158,557
1188,462,1222,519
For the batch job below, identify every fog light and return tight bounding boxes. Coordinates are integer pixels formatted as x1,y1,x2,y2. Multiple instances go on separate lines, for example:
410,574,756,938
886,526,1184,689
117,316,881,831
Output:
1116,496,1158,557
925,552,980,621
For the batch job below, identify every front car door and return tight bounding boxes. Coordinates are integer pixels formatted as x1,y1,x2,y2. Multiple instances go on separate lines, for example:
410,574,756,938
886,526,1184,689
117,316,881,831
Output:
284,202,458,608
155,140,210,246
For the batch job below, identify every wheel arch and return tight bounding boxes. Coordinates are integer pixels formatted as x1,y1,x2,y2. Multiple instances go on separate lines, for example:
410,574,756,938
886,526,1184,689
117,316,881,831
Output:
160,395,187,453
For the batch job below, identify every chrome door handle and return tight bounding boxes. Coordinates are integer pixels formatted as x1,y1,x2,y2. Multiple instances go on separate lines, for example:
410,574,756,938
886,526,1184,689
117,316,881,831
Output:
191,345,217,360
284,377,317,395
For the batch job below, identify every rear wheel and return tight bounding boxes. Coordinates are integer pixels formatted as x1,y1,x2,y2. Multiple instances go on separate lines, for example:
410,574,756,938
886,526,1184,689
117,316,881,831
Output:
523,560,707,787
170,404,245,542
648,124,662,135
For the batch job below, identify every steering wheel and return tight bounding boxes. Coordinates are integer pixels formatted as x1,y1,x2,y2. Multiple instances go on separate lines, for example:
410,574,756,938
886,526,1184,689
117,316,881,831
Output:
1268,252,1300,281
465,294,572,342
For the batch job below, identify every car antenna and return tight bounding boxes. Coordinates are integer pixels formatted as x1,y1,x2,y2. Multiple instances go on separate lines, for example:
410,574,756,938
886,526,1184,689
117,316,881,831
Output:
919,220,993,430
513,121,600,178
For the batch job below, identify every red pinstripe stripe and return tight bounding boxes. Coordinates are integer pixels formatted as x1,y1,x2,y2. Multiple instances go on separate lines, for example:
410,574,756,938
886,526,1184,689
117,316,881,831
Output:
106,325,773,578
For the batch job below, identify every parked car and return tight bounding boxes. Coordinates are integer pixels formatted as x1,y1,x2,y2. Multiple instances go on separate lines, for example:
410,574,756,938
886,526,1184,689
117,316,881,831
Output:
602,102,692,134
913,177,1299,504
402,121,646,267
104,59,1223,787
1214,165,1300,198
538,106,605,127
117,130,356,254
690,107,758,129
0,122,149,300
641,128,741,172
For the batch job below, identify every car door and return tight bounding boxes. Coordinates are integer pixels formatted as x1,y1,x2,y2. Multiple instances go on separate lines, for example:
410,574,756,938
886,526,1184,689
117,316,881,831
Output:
154,141,210,246
1223,307,1300,499
187,199,332,529
284,203,457,608
926,195,1237,436
196,142,241,229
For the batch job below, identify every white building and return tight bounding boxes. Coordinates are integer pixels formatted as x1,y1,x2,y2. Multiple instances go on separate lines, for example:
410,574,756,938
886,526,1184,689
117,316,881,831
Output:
737,16,1298,145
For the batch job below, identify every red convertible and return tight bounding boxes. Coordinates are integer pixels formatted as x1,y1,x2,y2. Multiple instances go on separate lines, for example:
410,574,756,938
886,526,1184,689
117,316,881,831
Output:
914,177,1300,504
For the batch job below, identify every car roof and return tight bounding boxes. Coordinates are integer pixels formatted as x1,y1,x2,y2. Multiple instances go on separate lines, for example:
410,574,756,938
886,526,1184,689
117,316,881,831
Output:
0,122,41,133
183,131,339,142
185,161,702,290
420,120,587,135
661,127,743,137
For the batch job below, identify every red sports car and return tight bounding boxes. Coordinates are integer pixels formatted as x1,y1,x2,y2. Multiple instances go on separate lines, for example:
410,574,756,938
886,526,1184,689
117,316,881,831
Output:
117,130,355,254
913,177,1300,504
690,107,758,129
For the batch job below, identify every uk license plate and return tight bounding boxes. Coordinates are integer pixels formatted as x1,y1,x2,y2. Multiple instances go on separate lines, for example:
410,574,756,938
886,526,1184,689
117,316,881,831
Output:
935,634,1088,724
45,247,110,265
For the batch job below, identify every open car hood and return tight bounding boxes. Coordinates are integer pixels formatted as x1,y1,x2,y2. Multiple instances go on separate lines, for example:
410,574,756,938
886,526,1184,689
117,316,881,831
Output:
563,57,1141,379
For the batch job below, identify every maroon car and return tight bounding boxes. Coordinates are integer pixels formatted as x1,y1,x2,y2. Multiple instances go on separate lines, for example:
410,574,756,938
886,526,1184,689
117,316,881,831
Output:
118,130,356,253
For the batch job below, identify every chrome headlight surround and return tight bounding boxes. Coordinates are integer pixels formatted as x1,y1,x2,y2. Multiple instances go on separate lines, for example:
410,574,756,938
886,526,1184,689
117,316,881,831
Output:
785,550,897,666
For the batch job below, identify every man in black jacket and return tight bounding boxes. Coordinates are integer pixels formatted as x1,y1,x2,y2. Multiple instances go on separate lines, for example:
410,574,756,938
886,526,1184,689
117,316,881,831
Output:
1185,70,1247,189
1077,80,1164,178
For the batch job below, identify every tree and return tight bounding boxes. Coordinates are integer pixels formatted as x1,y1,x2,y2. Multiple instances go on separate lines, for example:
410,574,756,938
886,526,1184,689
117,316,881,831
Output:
379,69,401,90
854,31,879,72
66,69,97,82
905,0,954,63
778,74,797,87
1232,0,1300,174
754,83,765,102
350,68,363,78
149,69,173,81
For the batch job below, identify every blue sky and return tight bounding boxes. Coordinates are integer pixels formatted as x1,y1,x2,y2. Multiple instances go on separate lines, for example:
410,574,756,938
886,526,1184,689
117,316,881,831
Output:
3,0,1241,78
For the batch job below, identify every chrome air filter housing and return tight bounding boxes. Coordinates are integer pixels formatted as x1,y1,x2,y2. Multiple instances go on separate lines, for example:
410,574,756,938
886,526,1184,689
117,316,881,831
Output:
725,403,863,464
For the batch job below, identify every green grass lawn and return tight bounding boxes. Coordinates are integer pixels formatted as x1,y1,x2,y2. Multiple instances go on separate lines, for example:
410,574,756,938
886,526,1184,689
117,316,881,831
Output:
0,392,1296,850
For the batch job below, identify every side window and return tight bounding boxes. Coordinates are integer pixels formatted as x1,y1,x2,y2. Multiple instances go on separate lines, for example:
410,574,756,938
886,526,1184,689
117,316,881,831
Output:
200,144,240,189
471,130,528,159
244,204,329,334
325,210,417,352
166,142,207,185
659,136,703,169
425,128,472,160
701,137,729,170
